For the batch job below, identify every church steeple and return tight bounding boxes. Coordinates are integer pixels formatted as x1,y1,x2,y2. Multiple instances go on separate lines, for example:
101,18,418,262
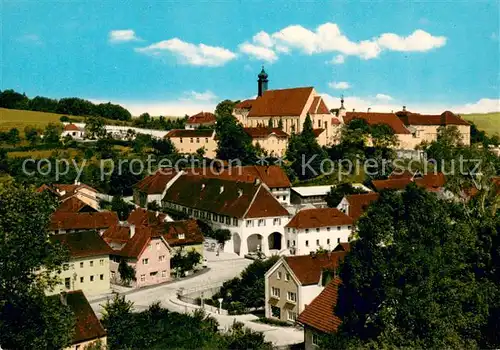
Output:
257,66,269,97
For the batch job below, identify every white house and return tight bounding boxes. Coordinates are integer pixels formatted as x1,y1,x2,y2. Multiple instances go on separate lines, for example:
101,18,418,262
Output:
284,208,353,255
133,168,184,207
162,173,291,256
61,123,85,140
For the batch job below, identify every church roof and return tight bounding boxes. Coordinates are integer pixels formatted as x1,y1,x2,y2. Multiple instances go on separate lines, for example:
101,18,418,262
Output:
247,87,314,117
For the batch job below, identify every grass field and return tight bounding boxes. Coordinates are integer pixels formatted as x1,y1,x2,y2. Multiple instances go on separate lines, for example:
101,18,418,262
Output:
462,112,500,136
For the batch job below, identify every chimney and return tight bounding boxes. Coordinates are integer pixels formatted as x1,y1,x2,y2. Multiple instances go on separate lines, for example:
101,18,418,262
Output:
130,224,136,238
220,186,224,194
60,292,67,306
352,108,355,112
367,108,371,112
402,105,407,112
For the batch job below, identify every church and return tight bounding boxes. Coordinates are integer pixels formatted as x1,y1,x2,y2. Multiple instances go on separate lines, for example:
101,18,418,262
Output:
233,67,342,153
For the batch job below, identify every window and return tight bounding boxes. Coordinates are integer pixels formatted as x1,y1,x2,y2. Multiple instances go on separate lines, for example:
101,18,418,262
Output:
140,274,145,282
156,243,160,250
305,240,309,247
200,211,205,219
277,271,282,280
90,261,94,267
285,273,290,281
90,275,94,282
225,217,231,225
76,345,81,350
348,225,352,230
337,226,341,231
64,277,71,289
142,258,149,265
292,240,296,247
316,239,320,246
205,138,208,142
246,220,254,227
287,310,297,321
111,271,115,279
100,259,104,266
287,291,297,302
80,262,84,268
258,219,266,227
271,287,280,298
188,208,193,215
180,138,183,143
194,210,199,217
316,228,320,232
150,271,157,276
305,228,309,233
190,138,193,143
232,218,238,226
100,274,104,280
273,218,281,225
327,238,330,245
287,240,290,248
196,138,200,143
337,237,341,243
80,277,84,283
312,332,319,345
327,227,331,232
271,305,281,318
159,255,165,262
317,120,321,128
283,196,286,201
161,270,166,277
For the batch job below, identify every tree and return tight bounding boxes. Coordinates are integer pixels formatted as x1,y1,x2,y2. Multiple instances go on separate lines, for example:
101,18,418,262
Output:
329,185,492,348
43,123,62,145
196,147,206,159
101,294,136,349
371,123,398,148
57,97,95,116
24,126,40,146
111,195,133,220
223,321,272,350
59,115,70,122
0,89,29,109
95,102,132,121
215,99,238,118
118,259,136,286
6,128,20,146
278,118,283,130
0,181,74,349
171,249,202,276
133,133,153,153
215,115,257,164
28,96,58,113
84,116,106,139
325,183,367,208
213,228,231,246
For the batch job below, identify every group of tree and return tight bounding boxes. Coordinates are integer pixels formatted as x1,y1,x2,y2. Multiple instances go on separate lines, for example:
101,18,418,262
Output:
133,113,188,130
0,89,132,121
470,122,500,147
102,295,272,349
170,249,203,277
0,123,63,148
215,114,258,164
325,182,368,208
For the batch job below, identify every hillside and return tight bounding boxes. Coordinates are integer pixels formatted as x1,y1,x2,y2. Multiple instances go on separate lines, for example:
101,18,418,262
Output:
0,108,133,135
462,112,500,136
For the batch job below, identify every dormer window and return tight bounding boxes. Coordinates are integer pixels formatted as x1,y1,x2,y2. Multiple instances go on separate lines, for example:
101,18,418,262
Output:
178,234,185,240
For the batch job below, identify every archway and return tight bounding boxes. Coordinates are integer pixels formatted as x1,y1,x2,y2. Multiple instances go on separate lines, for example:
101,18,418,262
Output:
268,232,282,250
233,232,241,255
247,234,263,253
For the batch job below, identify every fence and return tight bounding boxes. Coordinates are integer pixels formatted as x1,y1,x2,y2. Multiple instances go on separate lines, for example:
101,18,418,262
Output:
177,281,228,315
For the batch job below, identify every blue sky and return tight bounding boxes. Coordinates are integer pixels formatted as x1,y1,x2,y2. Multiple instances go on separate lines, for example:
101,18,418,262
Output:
1,1,499,116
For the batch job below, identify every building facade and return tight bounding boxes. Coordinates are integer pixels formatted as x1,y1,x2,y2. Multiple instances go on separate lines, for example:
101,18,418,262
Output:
164,129,217,158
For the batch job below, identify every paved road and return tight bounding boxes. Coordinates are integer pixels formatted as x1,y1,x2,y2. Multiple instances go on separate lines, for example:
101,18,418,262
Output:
89,250,304,347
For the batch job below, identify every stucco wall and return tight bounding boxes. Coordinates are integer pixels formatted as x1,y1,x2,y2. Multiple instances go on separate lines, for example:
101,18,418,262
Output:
265,263,300,322
286,225,351,255
167,135,217,158
65,337,107,350
251,135,288,157
134,237,171,287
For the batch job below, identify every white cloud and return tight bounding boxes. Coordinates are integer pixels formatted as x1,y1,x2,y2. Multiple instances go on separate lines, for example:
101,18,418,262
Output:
18,34,43,45
135,38,237,67
180,90,217,102
375,93,393,101
238,42,278,62
329,81,351,90
109,29,140,43
328,54,345,65
241,23,446,62
377,29,446,52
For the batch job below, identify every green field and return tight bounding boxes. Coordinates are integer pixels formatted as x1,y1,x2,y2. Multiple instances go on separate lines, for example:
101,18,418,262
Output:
462,112,500,136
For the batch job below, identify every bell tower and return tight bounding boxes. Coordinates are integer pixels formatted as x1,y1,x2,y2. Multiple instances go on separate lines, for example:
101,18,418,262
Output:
257,66,269,97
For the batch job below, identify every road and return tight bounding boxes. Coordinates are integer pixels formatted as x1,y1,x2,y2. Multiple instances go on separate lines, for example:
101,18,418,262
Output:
89,250,304,347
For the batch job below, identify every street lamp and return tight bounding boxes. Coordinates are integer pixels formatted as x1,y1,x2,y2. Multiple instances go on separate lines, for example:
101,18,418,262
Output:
218,297,223,314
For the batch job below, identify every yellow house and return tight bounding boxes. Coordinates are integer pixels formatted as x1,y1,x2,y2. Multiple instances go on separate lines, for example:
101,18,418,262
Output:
49,231,112,296
243,127,289,157
164,129,217,158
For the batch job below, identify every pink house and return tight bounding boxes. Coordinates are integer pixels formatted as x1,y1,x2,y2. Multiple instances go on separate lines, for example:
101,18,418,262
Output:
102,223,171,287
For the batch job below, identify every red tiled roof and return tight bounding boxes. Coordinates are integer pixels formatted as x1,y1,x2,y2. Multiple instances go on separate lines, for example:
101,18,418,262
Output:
248,87,314,117
127,207,170,227
37,183,98,199
372,178,412,191
163,174,288,218
55,197,97,213
333,242,351,252
414,172,446,191
102,224,164,258
243,127,289,139
54,290,107,344
134,168,179,194
64,123,80,131
396,110,470,126
165,129,214,138
285,252,347,285
388,170,418,180
297,279,342,333
208,165,291,188
344,193,379,221
308,96,331,115
308,97,320,114
187,112,216,125
331,117,341,125
286,208,353,229
372,173,446,192
50,211,119,231
345,112,410,134
235,99,255,109
163,219,204,246
50,231,112,259
313,128,325,137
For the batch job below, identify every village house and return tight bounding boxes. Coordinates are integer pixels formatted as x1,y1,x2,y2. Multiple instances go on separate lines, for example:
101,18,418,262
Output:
163,219,205,256
164,129,217,158
285,208,353,255
102,222,172,287
60,123,85,140
162,173,290,256
49,211,119,235
52,290,107,350
37,182,101,211
185,111,216,130
264,249,347,324
290,186,334,207
243,127,289,157
233,68,341,148
337,192,380,222
297,279,342,349
48,231,112,296
371,171,446,193
133,168,183,207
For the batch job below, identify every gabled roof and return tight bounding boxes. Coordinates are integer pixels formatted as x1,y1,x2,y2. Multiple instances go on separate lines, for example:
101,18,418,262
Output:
284,251,347,286
63,123,81,131
55,196,97,213
127,207,171,227
187,111,216,125
396,110,470,126
163,174,289,218
313,128,325,137
163,219,204,246
50,211,119,231
50,231,112,258
248,87,314,117
297,279,342,334
51,290,106,344
234,99,255,109
102,224,166,258
213,165,291,189
133,168,179,194
333,242,351,252
344,112,410,135
344,193,380,221
372,173,446,192
285,208,353,229
243,127,289,139
165,129,214,138
308,96,331,115
37,183,98,199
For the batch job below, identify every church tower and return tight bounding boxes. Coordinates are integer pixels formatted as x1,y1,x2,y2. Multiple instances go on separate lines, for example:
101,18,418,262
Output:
257,66,269,97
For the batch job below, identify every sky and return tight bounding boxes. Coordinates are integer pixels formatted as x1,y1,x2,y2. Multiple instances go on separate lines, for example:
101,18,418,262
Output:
1,1,499,116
